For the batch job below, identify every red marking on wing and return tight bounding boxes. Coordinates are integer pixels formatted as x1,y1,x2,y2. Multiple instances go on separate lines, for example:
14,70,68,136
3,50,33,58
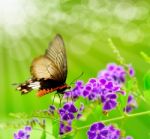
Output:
37,88,56,97
37,84,68,97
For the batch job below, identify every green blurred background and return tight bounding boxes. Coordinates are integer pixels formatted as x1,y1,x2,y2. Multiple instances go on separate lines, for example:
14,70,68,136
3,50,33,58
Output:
0,0,150,138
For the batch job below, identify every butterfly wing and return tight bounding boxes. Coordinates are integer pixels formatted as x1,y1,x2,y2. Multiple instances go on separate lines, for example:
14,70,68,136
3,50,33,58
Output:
30,34,67,83
45,34,67,82
17,34,68,95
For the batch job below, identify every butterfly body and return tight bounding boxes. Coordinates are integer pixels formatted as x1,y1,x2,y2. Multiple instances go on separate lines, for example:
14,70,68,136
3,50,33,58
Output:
16,34,69,97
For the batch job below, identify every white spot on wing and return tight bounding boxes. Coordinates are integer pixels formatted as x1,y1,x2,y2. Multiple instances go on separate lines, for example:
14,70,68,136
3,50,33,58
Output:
28,81,40,89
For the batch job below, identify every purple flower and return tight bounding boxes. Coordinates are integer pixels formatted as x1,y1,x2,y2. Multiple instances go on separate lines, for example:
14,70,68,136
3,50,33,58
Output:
128,66,135,77
59,102,84,121
14,126,31,139
24,126,31,132
84,78,100,100
77,103,84,119
87,122,105,139
48,105,56,115
124,94,137,113
59,120,72,135
101,93,118,111
79,103,84,111
59,102,78,121
87,122,121,139
106,125,120,139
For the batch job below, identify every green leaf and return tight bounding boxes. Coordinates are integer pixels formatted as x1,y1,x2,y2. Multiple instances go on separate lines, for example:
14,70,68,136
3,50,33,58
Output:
52,122,59,138
40,130,46,139
117,93,127,110
144,71,150,90
73,129,87,139
62,135,74,139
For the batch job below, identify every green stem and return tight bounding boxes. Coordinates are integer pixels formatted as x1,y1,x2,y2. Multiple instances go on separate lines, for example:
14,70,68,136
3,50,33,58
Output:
66,94,150,136
127,110,150,117
108,38,127,67
34,128,51,136
77,110,150,130
63,110,150,136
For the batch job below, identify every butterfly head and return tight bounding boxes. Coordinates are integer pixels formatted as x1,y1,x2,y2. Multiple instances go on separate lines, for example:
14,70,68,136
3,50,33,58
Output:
66,84,71,90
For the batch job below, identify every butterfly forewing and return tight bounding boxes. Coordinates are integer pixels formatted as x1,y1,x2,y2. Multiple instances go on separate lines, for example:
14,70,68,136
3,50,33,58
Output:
30,34,67,83
45,34,67,82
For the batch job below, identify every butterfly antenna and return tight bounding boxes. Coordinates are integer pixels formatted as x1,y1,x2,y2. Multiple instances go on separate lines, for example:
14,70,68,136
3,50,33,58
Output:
69,72,84,85
11,83,19,86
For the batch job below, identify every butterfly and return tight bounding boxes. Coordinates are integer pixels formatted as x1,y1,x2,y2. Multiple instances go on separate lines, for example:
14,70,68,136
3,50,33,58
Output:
16,34,70,97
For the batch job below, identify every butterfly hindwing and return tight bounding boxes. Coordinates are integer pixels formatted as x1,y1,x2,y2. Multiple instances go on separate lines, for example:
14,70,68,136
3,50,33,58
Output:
30,56,59,80
17,79,40,94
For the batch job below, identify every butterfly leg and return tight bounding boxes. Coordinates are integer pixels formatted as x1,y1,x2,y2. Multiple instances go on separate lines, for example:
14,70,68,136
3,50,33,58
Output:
67,95,69,102
58,93,64,107
70,90,74,102
52,93,56,106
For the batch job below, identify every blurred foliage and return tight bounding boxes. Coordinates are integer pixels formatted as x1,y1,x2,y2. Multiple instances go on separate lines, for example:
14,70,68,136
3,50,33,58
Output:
141,52,150,64
144,71,150,90
40,130,46,139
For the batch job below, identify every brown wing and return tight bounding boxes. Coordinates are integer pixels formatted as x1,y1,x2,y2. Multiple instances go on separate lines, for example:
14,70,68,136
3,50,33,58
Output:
30,34,67,83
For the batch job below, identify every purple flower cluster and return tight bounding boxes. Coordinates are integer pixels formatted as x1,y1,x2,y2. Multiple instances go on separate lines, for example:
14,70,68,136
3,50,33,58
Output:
84,78,122,111
124,94,137,113
58,102,84,135
59,120,72,135
87,122,133,139
98,63,127,85
62,63,136,137
64,80,84,100
14,126,31,139
64,63,132,111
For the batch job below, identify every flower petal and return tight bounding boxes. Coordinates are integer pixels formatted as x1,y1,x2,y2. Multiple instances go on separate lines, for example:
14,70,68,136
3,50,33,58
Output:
69,104,78,113
87,131,96,139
